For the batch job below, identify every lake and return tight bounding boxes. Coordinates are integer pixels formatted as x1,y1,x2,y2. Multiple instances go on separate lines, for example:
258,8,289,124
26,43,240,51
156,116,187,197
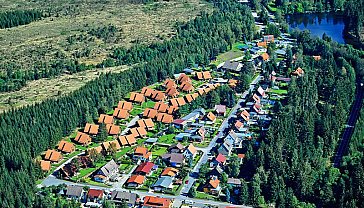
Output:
286,13,346,44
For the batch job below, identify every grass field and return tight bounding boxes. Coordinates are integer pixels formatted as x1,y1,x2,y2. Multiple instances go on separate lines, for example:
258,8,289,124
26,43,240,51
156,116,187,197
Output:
158,134,176,144
211,42,246,65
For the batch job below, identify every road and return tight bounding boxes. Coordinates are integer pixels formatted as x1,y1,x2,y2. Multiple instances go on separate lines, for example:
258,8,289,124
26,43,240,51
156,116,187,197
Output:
180,75,262,196
333,84,364,167
121,115,140,135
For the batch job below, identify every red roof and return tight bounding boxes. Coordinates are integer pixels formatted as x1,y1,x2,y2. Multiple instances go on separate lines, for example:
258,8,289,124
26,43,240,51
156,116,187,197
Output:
87,189,104,198
143,196,171,208
216,153,227,163
135,162,154,174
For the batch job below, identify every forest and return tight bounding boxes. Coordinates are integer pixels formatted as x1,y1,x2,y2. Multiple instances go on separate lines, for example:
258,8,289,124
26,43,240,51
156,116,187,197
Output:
0,0,255,207
0,10,43,29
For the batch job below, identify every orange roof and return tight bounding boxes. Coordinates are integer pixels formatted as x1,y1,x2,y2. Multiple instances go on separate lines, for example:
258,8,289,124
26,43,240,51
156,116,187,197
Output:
192,93,199,99
118,134,136,146
206,112,216,121
292,67,305,76
156,113,174,124
88,146,103,154
143,108,158,119
57,140,75,153
84,123,99,135
141,87,155,97
253,94,260,103
106,124,121,135
117,101,133,111
164,79,176,89
241,110,250,121
238,153,246,159
167,106,178,115
179,81,194,92
170,97,186,107
187,144,197,155
161,167,179,177
177,73,191,83
40,160,51,171
44,149,62,162
184,94,195,103
137,119,155,129
130,92,145,103
127,175,145,184
228,79,238,88
207,83,216,90
209,178,220,188
143,196,171,208
235,120,244,129
74,132,91,145
313,55,321,61
151,91,166,101
130,127,147,138
196,71,212,80
134,146,148,156
98,114,114,124
109,140,121,150
261,53,269,61
198,88,205,96
113,108,129,119
166,87,179,97
257,41,267,47
154,102,169,113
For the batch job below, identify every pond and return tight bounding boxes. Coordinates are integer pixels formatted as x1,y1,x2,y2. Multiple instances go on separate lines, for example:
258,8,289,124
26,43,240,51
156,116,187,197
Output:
286,13,346,44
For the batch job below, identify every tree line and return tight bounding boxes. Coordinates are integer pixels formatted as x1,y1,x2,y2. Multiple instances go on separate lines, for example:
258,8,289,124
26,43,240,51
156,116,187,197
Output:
0,0,255,207
0,9,43,29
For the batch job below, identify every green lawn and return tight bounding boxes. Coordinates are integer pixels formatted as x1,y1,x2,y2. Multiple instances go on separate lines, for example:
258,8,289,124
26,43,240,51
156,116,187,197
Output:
130,108,144,116
158,134,176,144
195,191,217,200
114,146,133,158
141,101,156,109
151,146,168,158
83,178,111,188
269,89,288,95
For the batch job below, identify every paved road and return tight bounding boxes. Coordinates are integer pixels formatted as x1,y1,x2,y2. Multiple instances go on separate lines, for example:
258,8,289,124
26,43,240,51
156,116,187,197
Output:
333,84,364,167
180,75,262,196
121,115,140,135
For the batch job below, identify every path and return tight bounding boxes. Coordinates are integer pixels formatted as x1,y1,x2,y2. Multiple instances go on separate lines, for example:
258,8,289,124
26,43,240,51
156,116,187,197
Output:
333,83,364,167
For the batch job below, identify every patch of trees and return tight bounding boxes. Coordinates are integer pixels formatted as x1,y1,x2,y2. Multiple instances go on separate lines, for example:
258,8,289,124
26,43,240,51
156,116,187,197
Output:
0,0,255,207
344,0,364,40
88,24,117,42
0,10,43,29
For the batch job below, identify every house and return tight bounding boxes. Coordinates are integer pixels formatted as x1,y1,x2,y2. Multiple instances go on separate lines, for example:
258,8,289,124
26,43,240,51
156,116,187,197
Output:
197,88,205,96
164,79,177,89
218,140,233,156
59,163,77,179
130,127,147,138
257,86,266,98
40,160,51,171
154,102,169,113
212,78,228,84
226,130,243,148
101,140,121,152
205,112,216,123
87,146,103,155
98,114,114,124
195,71,212,80
165,87,179,98
291,67,304,76
172,119,188,129
142,196,172,208
44,149,63,163
141,87,155,97
253,94,260,103
117,101,133,111
221,61,243,72
177,73,191,84
169,97,186,107
253,103,262,113
184,144,197,159
168,143,185,153
77,156,93,168
214,105,226,116
74,132,92,146
156,113,174,124
167,106,178,115
240,109,250,122
84,123,99,135
184,94,195,103
143,108,158,119
161,167,179,177
129,92,145,103
179,81,194,93
93,159,119,183
118,134,136,146
312,55,321,61
110,191,139,207
183,68,195,74
227,178,242,188
137,119,155,130
162,153,185,167
204,177,221,195
235,120,246,132
263,34,274,42
151,91,166,101
153,176,173,192
133,147,152,162
66,185,84,201
188,127,206,142
87,189,104,203
213,153,227,166
175,132,191,141
106,124,121,135
228,79,238,88
57,140,75,154
126,175,145,188
260,53,269,61
134,162,155,175
257,41,267,47
182,108,206,123
113,108,129,119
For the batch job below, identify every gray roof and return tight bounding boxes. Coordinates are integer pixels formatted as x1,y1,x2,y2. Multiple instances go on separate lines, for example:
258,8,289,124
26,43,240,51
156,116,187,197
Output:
168,143,185,151
222,61,242,71
145,138,158,143
110,191,137,204
153,176,173,188
163,153,184,164
227,178,241,185
218,140,233,155
100,159,119,177
66,185,83,197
